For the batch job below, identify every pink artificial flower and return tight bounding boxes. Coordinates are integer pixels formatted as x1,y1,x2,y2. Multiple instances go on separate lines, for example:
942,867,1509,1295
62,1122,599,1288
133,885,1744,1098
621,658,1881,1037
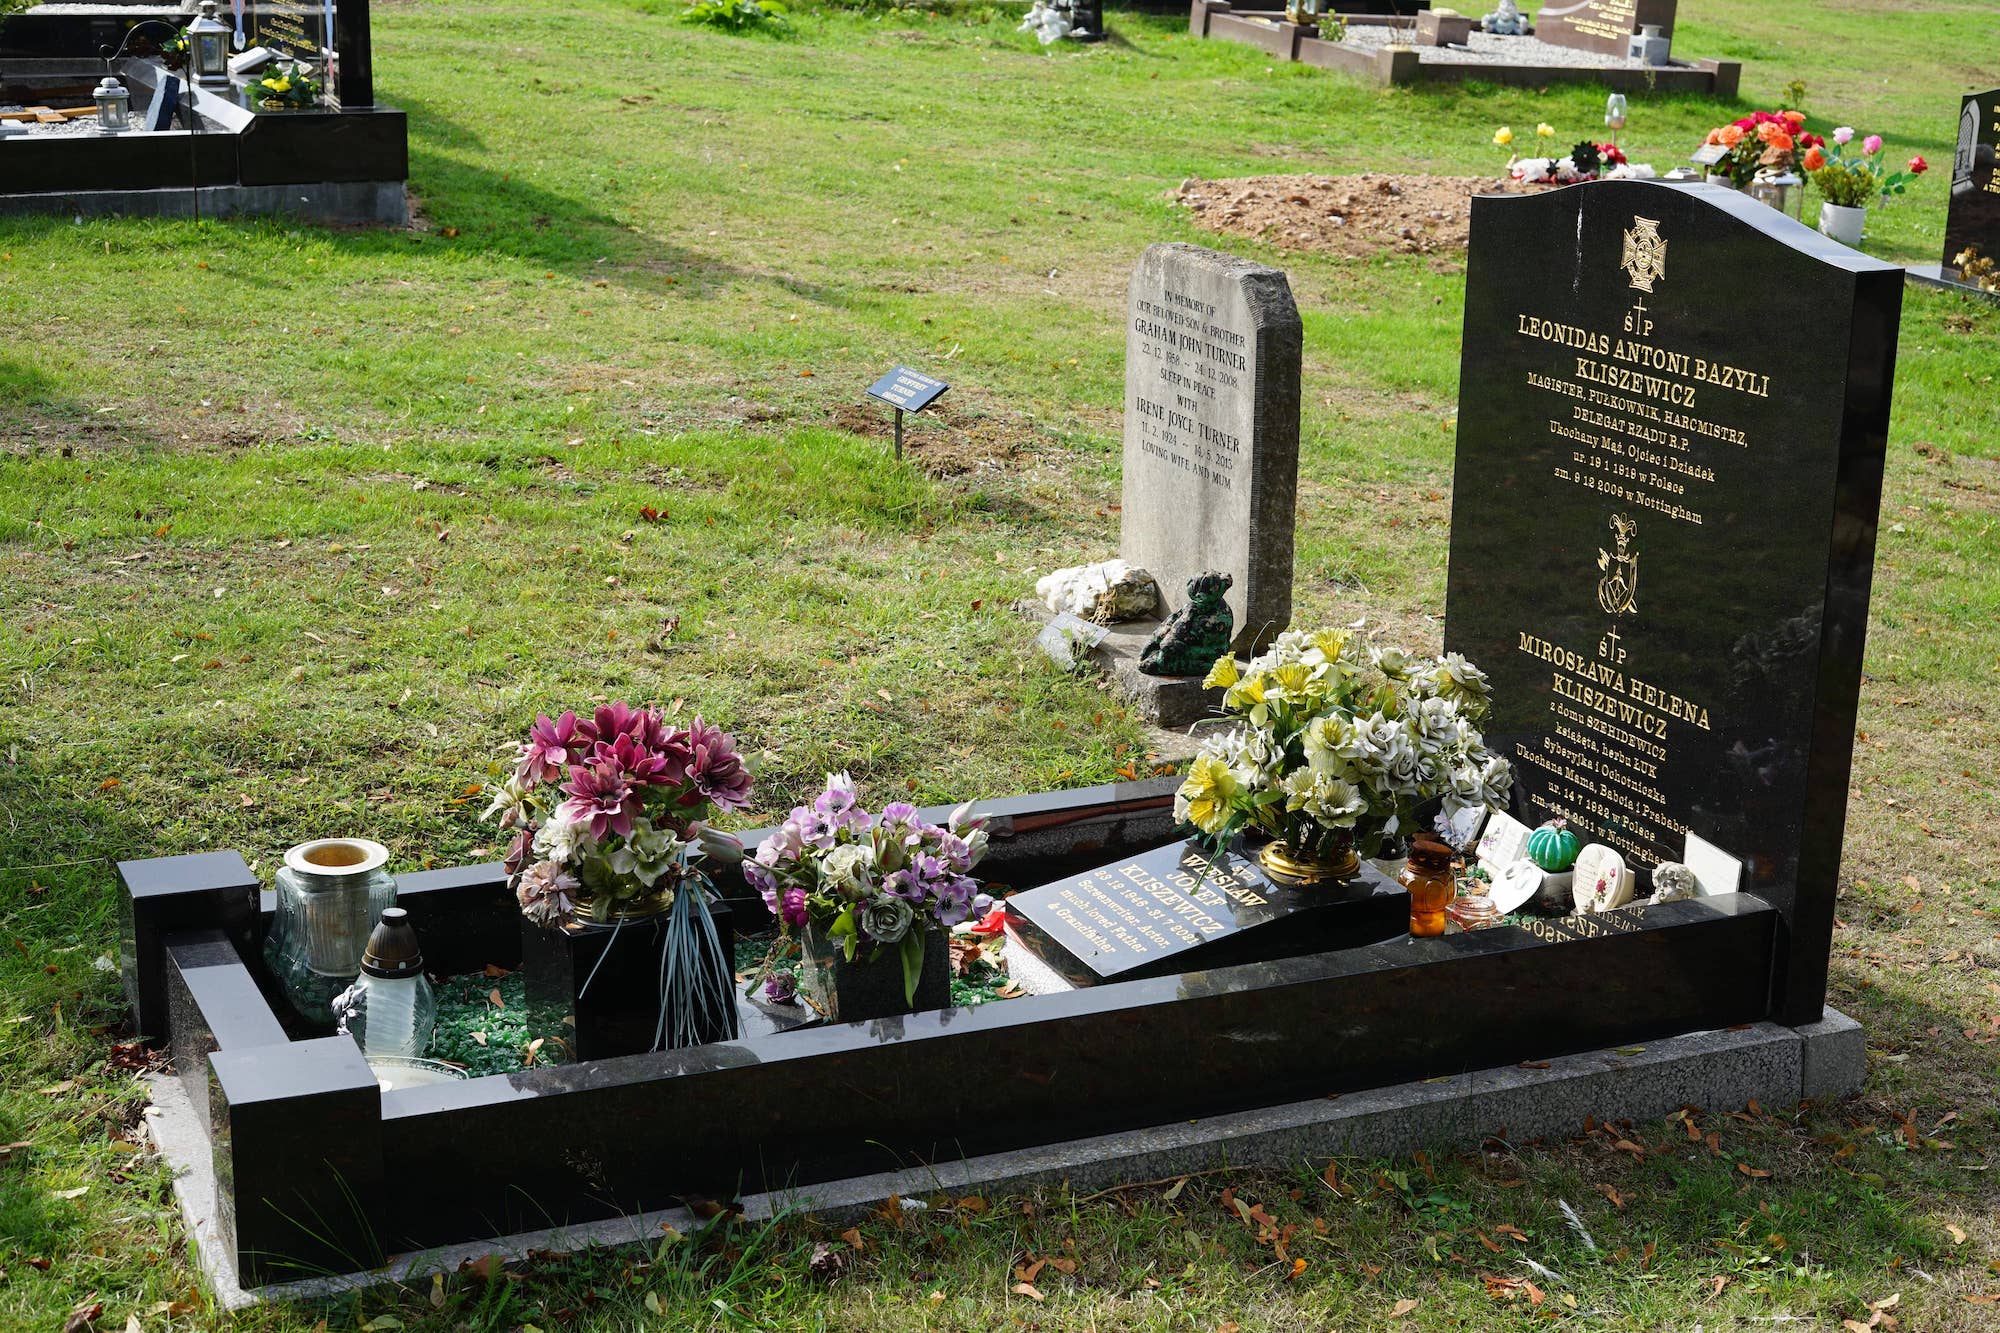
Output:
558,760,642,840
1909,154,1928,175
1832,126,1854,145
517,710,585,786
1863,134,1883,155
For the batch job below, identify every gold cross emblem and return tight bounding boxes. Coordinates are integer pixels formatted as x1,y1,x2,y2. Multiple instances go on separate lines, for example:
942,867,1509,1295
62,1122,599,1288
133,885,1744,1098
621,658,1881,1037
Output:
1621,217,1667,293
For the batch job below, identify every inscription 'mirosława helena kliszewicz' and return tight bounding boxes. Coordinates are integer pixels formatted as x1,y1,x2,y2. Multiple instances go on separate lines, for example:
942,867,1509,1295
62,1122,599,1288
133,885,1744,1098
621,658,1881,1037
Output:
1446,178,1903,1022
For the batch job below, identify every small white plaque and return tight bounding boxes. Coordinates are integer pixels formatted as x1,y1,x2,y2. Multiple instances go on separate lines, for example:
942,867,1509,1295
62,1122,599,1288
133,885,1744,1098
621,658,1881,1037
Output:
1035,612,1108,667
1572,843,1634,914
1682,832,1743,898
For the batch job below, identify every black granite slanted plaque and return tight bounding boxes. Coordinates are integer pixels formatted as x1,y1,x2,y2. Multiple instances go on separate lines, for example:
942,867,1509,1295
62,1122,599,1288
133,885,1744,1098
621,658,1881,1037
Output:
1942,88,2000,282
1444,179,1902,1025
1004,839,1406,986
866,365,949,412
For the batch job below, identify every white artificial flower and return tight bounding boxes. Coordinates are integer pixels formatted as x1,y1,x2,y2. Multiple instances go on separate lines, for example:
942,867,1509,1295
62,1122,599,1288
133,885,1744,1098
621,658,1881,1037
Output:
820,842,876,895
533,809,594,865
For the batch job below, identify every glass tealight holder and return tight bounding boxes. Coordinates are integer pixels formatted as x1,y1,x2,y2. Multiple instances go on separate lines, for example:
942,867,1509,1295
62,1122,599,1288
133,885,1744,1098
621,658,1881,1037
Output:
265,838,396,1024
1447,891,1503,931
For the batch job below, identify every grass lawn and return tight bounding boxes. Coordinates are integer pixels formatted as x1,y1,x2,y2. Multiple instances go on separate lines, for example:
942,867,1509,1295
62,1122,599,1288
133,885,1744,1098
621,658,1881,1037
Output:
3,0,1999,1327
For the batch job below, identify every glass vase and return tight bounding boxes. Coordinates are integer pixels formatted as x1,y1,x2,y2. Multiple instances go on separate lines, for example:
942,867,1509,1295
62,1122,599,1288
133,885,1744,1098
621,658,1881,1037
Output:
264,838,396,1025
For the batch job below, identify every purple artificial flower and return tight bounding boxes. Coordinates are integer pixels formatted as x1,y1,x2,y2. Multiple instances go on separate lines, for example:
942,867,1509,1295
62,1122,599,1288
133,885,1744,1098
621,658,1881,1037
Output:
932,876,978,927
679,716,753,811
780,887,809,927
517,711,586,786
558,759,642,840
595,730,675,788
589,700,647,745
763,971,797,1005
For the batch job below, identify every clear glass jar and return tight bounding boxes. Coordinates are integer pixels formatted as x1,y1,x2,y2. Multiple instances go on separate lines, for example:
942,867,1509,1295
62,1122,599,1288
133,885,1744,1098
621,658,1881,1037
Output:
1447,891,1503,931
264,838,396,1024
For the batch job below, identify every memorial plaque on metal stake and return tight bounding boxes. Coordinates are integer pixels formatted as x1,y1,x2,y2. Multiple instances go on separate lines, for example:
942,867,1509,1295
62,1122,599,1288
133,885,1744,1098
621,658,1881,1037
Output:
865,365,949,460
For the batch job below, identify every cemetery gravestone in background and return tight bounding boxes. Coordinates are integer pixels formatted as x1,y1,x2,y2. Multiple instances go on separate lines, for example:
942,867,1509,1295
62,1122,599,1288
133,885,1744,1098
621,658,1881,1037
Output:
1535,0,1675,56
1943,88,2000,281
1444,179,1902,1025
1122,243,1301,655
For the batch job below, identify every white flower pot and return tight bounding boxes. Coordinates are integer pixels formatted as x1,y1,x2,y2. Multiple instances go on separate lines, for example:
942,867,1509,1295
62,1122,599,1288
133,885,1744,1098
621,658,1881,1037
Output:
1819,202,1867,248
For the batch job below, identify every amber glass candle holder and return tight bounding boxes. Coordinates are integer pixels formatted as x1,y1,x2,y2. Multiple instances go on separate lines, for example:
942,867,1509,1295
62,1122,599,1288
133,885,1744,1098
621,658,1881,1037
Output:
1400,834,1456,938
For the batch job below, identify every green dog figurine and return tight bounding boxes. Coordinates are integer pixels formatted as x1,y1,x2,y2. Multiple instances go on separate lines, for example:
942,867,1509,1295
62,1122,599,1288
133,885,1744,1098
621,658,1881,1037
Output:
1139,572,1234,677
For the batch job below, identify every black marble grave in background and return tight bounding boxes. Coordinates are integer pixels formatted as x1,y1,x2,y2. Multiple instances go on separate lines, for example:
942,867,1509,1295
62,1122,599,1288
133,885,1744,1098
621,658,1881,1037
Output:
1006,839,1406,985
1444,180,1902,1025
1942,88,2000,281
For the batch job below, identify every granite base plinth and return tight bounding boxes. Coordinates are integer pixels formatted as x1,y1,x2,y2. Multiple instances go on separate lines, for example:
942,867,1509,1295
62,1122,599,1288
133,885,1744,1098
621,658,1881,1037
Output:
1019,601,1223,729
148,1006,1864,1307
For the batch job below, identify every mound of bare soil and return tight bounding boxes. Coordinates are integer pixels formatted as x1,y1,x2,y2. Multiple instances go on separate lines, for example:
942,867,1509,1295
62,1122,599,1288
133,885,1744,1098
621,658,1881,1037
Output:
1176,172,1540,258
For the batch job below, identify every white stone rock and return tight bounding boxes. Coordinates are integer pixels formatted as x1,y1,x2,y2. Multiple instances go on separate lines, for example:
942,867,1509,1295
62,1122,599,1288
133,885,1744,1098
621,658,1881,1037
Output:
1034,559,1159,624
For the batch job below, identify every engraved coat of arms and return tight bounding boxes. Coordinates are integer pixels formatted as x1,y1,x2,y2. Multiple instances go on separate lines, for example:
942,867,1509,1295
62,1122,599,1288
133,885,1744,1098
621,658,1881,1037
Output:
1621,217,1667,292
1597,514,1639,616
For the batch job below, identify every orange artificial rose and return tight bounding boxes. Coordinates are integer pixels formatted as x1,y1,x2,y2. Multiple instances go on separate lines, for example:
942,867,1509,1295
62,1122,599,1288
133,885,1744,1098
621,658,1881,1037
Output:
1766,131,1795,153
1719,125,1746,147
1782,110,1806,126
1803,145,1826,171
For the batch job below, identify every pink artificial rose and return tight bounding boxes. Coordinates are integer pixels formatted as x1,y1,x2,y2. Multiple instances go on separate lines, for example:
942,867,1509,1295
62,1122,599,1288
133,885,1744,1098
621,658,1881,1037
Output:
1832,126,1854,146
1863,134,1883,155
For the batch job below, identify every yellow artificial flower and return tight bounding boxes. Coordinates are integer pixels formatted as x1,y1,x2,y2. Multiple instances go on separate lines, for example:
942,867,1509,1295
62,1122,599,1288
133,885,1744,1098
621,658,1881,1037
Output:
1492,126,1513,147
1174,754,1242,837
1309,628,1348,660
1224,672,1269,712
1536,122,1555,140
273,78,292,93
1270,662,1312,699
1203,655,1240,690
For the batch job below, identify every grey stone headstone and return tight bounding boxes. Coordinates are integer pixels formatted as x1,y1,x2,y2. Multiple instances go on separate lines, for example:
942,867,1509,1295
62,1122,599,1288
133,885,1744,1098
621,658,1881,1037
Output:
1120,243,1301,655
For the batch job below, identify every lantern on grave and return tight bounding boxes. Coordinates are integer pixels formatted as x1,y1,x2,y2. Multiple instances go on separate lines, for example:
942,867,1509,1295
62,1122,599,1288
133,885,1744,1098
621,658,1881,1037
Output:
1604,93,1628,138
93,76,132,134
187,0,232,88
1748,169,1805,221
264,837,398,1024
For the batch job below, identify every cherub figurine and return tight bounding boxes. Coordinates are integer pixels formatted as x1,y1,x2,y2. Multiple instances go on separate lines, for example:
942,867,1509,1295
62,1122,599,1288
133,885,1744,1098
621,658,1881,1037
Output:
1139,572,1235,677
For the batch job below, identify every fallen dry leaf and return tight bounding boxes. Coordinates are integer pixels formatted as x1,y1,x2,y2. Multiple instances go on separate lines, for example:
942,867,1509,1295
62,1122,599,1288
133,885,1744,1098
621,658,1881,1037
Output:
1010,1282,1044,1301
1389,1298,1419,1318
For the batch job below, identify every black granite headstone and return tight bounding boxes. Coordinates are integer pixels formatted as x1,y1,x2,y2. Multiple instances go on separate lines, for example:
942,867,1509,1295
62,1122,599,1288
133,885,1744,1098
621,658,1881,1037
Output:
1004,839,1405,986
250,0,373,107
1942,88,2000,282
1444,179,1902,1025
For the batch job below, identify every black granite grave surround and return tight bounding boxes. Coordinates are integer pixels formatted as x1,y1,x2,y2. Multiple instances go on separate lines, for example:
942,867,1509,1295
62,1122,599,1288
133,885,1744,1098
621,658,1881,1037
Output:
209,1035,385,1284
1446,180,1901,1027
122,773,1800,1281
118,850,261,1042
